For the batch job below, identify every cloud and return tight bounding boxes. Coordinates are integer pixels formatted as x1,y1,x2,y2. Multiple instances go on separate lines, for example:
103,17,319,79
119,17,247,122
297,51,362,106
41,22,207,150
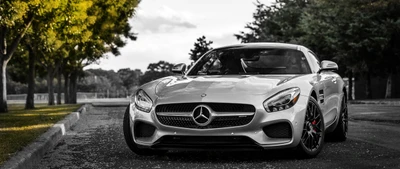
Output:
86,33,196,72
209,33,239,47
136,16,196,33
86,0,277,72
132,6,196,33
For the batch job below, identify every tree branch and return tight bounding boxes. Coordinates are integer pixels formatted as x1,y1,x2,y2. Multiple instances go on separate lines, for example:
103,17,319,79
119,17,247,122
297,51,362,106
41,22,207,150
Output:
38,49,50,68
5,14,34,62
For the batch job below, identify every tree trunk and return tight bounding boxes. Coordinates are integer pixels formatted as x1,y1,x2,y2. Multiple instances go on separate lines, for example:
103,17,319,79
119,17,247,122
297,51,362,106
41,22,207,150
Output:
0,60,8,112
25,45,35,109
348,71,353,100
365,72,372,99
0,16,33,113
47,67,55,105
385,71,392,99
69,72,77,104
0,27,8,113
57,66,62,105
64,73,70,104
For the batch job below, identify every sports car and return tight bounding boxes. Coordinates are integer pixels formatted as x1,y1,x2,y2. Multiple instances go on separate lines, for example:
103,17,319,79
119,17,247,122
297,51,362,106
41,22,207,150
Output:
123,43,348,158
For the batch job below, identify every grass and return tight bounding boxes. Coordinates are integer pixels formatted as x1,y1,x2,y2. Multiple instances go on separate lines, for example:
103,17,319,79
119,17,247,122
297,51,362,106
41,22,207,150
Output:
0,104,82,165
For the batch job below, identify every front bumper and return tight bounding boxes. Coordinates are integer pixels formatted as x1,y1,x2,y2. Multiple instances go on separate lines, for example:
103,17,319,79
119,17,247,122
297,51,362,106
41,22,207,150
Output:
129,95,308,150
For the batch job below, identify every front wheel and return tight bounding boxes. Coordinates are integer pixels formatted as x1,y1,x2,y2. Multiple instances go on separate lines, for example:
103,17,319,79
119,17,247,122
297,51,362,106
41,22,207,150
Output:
123,105,166,156
296,97,325,158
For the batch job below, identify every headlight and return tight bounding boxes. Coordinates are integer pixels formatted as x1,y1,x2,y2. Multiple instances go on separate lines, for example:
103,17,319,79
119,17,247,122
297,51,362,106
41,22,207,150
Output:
134,90,153,113
263,87,300,113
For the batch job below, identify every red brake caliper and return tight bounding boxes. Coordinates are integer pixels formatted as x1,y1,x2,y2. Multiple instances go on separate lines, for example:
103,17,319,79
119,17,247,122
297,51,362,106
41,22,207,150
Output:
311,120,317,131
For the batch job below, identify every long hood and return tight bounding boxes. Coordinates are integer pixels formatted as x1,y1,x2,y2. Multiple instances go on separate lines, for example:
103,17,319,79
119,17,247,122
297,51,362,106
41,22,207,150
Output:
156,75,295,98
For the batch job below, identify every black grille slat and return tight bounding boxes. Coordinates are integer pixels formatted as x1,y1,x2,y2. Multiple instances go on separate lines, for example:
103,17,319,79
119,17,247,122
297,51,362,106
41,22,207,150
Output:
157,116,198,128
210,116,253,127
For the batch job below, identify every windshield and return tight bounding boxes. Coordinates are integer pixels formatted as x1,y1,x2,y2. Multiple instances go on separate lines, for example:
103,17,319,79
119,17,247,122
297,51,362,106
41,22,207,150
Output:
187,48,311,75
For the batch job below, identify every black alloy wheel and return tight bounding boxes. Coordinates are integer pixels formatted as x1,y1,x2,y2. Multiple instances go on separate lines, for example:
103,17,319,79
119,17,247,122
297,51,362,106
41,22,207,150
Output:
297,97,325,158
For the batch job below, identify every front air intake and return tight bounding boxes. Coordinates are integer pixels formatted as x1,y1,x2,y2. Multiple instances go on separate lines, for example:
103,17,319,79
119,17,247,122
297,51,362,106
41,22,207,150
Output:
134,122,156,138
263,122,292,138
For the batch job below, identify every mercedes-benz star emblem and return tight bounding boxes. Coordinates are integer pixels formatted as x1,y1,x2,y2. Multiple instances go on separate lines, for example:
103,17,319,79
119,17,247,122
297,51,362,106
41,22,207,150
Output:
192,105,212,126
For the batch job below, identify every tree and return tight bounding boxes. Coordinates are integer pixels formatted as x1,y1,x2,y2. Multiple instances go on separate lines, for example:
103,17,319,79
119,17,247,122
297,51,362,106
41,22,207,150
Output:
189,36,213,62
147,61,174,72
235,0,309,43
140,61,174,85
87,69,124,89
118,68,141,95
77,71,112,94
24,39,36,108
237,0,400,99
0,0,61,112
63,0,140,103
300,0,398,99
18,0,94,106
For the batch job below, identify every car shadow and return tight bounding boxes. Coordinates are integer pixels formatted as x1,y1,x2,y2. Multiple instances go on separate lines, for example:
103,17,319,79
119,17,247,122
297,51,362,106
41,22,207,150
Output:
122,139,349,163
127,148,302,163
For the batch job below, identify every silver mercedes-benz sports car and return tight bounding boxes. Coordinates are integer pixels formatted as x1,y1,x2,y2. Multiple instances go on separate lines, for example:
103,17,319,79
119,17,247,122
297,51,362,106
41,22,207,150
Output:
123,43,348,158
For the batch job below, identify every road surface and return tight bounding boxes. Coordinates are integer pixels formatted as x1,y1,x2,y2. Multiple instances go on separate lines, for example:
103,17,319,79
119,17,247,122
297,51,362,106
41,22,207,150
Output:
35,104,400,169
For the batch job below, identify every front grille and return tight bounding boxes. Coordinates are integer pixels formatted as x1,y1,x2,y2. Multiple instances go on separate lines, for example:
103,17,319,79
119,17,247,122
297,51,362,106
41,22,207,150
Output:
156,103,255,113
157,115,254,129
262,122,292,138
155,103,256,129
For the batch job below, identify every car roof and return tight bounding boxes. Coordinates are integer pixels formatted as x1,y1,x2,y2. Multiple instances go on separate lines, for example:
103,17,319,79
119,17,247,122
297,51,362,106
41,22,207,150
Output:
213,42,304,50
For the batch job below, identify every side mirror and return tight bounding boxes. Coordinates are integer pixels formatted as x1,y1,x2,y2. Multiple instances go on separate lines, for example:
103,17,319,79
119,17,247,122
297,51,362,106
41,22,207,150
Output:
319,60,338,73
172,63,186,74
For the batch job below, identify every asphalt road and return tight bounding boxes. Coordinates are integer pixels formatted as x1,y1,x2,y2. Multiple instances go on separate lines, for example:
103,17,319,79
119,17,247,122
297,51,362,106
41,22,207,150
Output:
35,105,400,169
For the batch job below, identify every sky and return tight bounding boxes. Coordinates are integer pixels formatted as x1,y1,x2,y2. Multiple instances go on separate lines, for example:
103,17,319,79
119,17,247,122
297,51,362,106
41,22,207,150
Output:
86,0,274,72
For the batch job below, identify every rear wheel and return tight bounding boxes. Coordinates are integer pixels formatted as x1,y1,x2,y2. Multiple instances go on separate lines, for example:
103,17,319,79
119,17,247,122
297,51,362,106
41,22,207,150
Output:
330,95,348,141
123,105,166,156
296,97,325,158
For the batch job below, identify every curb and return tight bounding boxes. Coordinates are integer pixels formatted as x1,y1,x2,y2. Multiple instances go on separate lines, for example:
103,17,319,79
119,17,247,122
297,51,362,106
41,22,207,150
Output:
0,104,89,169
350,117,400,124
349,101,400,105
91,103,129,107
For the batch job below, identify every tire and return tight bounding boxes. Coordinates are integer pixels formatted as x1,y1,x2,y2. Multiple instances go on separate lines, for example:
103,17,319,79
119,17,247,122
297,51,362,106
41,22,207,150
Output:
123,105,166,156
329,95,348,142
296,97,325,158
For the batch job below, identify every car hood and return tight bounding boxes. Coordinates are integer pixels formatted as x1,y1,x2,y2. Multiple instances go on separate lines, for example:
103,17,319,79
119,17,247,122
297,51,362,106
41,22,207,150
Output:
156,75,295,98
